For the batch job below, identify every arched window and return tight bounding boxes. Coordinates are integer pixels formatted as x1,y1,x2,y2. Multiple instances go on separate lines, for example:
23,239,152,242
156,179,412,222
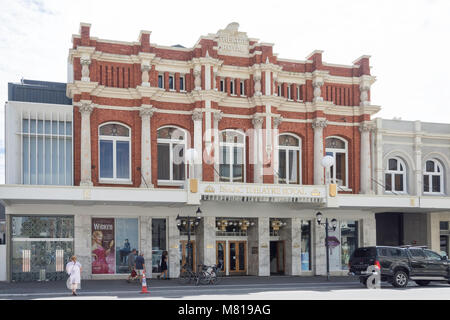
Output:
219,130,245,182
278,134,301,184
325,137,348,187
157,126,186,184
99,123,131,181
385,157,407,193
423,159,444,194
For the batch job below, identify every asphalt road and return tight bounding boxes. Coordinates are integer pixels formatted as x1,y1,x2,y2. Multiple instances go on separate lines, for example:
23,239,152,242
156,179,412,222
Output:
0,276,449,300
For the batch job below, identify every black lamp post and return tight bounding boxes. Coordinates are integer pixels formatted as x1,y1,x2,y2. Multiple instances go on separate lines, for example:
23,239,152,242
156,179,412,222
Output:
176,207,202,270
316,212,337,281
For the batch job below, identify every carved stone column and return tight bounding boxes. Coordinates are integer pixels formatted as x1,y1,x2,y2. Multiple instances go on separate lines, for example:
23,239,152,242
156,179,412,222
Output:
141,64,150,87
359,76,373,106
213,111,223,182
79,102,94,186
273,116,283,183
312,118,328,185
192,109,203,180
359,122,374,194
254,72,262,96
80,56,91,82
313,78,324,103
252,115,264,183
194,66,202,90
139,105,155,187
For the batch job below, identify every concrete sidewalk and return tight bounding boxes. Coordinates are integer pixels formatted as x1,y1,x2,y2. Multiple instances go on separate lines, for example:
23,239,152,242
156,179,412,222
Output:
0,275,360,295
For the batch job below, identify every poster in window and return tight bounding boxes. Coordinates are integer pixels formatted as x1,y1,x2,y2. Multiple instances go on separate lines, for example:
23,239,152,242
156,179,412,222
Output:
92,218,115,274
115,218,139,274
327,224,341,272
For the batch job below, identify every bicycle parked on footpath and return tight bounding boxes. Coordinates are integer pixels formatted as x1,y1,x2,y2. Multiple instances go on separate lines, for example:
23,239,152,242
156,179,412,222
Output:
178,263,200,285
196,263,224,285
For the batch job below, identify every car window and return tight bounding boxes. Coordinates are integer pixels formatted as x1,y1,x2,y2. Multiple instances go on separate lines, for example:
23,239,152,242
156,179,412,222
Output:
378,248,388,257
353,247,376,258
424,250,443,261
388,248,404,257
409,249,426,259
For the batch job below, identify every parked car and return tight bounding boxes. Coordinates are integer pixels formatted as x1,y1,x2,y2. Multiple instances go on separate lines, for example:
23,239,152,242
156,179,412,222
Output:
348,246,450,287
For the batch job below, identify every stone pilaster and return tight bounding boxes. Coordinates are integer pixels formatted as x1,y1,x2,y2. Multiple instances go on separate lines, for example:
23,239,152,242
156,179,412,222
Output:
361,214,377,247
74,214,91,279
168,216,180,278
141,64,150,87
139,105,155,187
313,220,326,275
280,217,302,275
414,121,422,196
192,109,203,180
140,216,152,275
198,216,216,267
273,116,283,183
257,217,270,276
213,111,223,182
312,118,328,185
252,115,264,184
79,102,94,186
80,56,91,82
359,122,374,194
312,73,324,103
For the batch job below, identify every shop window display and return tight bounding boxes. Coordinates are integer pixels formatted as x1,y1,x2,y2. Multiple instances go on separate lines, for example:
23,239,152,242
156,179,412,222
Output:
11,216,74,282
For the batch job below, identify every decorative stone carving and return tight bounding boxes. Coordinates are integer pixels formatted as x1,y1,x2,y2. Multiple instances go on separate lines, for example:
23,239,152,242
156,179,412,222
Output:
359,122,375,132
194,66,202,90
79,102,94,115
80,57,91,82
139,105,155,118
273,116,283,129
213,110,223,122
313,81,324,103
312,118,328,129
141,64,150,87
254,74,262,96
252,115,264,128
192,109,203,122
360,84,370,106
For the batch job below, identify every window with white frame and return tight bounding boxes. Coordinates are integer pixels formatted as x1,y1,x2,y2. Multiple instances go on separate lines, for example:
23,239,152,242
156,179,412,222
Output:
158,74,164,88
21,112,73,185
297,86,301,101
168,74,174,90
278,134,301,184
277,84,282,97
385,157,407,193
230,79,235,95
220,79,225,92
219,130,245,182
179,75,185,91
99,123,131,182
157,126,186,184
423,159,444,194
287,85,292,100
240,80,245,96
325,137,348,187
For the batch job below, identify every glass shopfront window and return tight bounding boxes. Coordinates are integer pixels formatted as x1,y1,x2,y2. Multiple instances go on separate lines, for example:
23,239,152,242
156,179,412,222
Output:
341,220,358,270
11,216,74,282
152,219,167,273
301,220,311,271
91,218,139,275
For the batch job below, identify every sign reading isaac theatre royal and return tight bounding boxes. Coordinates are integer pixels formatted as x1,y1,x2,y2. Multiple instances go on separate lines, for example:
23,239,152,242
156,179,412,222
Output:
215,22,250,56
199,182,326,203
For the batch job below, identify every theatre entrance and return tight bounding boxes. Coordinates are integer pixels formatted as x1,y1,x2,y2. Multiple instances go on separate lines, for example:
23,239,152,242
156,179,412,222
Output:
270,241,285,275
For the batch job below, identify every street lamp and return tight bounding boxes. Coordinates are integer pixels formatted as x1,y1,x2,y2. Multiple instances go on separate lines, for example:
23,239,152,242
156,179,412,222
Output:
176,207,202,270
321,155,335,185
316,212,337,281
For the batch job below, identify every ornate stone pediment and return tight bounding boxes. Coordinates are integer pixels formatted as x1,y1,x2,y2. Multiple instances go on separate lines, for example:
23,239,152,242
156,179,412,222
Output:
215,22,250,56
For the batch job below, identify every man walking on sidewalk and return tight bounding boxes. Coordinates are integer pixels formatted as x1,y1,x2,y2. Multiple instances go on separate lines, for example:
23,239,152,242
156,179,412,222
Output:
126,249,137,282
135,252,146,283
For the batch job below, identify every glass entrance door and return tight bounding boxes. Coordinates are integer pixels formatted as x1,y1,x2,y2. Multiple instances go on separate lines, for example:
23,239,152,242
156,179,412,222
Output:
229,241,246,274
179,240,196,272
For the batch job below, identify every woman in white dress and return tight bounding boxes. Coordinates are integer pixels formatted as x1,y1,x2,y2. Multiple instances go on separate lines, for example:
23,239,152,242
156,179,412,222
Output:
66,255,82,296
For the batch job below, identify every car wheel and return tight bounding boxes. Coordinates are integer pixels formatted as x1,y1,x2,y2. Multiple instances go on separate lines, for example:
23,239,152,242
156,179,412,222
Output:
415,280,430,286
392,270,408,288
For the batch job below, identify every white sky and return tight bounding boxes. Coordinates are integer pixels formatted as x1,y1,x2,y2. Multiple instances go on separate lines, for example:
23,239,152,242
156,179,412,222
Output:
1,0,450,183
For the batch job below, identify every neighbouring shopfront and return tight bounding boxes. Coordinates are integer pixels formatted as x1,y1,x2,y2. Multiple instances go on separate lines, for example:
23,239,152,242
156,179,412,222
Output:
11,216,74,281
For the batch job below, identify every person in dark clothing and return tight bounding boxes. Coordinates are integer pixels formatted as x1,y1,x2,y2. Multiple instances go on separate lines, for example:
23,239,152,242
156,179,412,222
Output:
126,249,137,282
158,251,168,280
135,252,146,283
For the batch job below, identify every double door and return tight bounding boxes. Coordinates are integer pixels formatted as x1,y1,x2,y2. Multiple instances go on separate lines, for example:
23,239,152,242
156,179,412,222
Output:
180,240,196,272
216,241,247,275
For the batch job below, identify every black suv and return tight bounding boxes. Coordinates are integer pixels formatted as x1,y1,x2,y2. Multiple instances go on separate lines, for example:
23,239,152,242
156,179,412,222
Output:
348,246,450,287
